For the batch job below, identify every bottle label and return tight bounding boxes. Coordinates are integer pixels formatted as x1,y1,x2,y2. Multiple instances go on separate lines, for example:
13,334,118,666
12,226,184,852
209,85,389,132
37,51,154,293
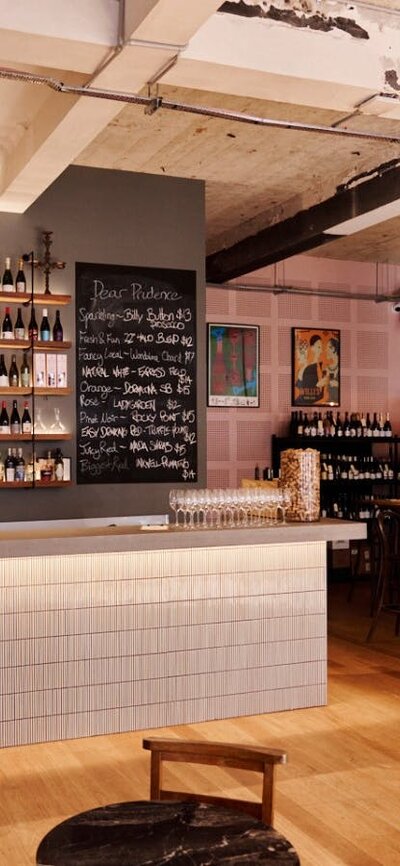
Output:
2,330,13,339
40,331,51,341
1,424,10,434
10,423,20,435
14,328,25,340
21,374,30,387
15,466,25,482
6,469,15,481
22,421,32,434
3,285,15,293
0,375,9,386
16,281,26,293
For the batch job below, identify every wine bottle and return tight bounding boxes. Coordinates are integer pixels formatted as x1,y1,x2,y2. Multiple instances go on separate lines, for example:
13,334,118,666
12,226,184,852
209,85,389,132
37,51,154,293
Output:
40,308,51,341
1,307,13,339
15,447,25,482
28,307,38,342
21,400,32,434
54,448,64,481
371,412,379,437
15,258,26,294
0,354,8,387
365,412,372,437
383,411,392,437
5,447,15,481
9,354,19,387
0,401,10,434
336,412,343,437
20,352,30,388
2,257,14,292
14,307,25,340
53,309,63,342
343,411,350,437
10,400,21,435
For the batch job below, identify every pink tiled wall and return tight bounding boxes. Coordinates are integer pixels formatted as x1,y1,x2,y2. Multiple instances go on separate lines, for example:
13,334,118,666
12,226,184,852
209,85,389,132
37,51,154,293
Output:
206,255,400,487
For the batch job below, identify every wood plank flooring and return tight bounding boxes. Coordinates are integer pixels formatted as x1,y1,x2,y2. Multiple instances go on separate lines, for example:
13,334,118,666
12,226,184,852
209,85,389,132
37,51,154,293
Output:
0,584,399,866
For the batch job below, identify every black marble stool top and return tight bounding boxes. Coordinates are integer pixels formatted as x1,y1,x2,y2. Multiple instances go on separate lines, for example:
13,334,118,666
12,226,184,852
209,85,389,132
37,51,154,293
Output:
36,800,301,866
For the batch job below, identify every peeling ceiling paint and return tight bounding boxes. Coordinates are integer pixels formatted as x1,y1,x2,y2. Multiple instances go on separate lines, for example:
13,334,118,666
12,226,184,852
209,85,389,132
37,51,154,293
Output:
219,0,370,37
385,69,400,90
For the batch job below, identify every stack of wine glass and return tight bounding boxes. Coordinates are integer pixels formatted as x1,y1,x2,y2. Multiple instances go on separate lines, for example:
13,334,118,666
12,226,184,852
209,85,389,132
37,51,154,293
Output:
168,487,291,529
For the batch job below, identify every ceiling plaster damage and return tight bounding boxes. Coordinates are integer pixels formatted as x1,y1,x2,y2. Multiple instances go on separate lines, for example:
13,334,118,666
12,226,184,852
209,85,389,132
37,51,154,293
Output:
219,0,370,39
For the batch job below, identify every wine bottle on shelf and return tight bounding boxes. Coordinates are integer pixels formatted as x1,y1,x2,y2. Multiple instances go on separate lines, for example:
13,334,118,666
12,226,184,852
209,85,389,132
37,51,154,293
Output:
297,410,304,436
10,400,21,435
15,258,26,294
1,307,13,339
15,447,25,482
53,309,63,342
383,412,392,437
0,401,10,434
5,447,15,481
365,412,372,437
54,448,64,481
21,401,32,434
336,412,343,437
9,354,19,387
2,258,14,292
371,412,379,437
20,352,30,388
28,307,38,342
14,307,25,340
40,308,51,341
343,411,350,437
0,354,8,387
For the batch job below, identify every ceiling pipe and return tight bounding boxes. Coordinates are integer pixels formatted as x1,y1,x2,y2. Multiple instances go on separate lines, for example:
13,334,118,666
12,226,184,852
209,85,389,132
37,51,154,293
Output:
207,281,400,303
0,65,400,144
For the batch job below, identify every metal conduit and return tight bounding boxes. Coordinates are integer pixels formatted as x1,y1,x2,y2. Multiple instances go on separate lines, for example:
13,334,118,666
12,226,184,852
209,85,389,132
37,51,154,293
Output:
0,65,400,144
207,281,400,303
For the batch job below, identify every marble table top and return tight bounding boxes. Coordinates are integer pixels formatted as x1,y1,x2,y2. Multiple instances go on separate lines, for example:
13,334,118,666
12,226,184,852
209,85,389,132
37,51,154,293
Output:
36,800,300,866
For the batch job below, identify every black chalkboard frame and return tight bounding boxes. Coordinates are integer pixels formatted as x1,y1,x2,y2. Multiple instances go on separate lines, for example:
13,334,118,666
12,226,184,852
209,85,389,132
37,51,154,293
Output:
75,261,197,484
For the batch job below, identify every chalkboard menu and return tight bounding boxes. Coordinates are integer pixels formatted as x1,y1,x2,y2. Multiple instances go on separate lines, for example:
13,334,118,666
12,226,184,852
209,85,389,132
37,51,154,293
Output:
76,262,197,484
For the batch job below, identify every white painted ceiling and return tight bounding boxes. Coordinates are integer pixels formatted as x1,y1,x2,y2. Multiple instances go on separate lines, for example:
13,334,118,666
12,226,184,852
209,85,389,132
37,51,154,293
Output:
0,0,399,266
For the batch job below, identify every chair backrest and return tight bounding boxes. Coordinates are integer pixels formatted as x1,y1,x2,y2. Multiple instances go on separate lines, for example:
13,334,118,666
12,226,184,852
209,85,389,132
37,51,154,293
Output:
142,737,287,826
376,508,400,583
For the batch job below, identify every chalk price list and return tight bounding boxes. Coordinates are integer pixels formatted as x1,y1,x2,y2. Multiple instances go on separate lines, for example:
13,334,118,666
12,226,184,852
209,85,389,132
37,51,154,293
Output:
76,275,197,483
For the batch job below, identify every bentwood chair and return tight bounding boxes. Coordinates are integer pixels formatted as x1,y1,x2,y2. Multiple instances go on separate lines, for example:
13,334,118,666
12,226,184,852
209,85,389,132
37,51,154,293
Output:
142,737,287,826
366,508,400,642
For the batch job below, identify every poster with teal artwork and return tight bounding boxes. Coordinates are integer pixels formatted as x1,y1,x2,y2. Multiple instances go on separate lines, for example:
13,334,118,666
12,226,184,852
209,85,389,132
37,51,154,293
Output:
207,323,259,407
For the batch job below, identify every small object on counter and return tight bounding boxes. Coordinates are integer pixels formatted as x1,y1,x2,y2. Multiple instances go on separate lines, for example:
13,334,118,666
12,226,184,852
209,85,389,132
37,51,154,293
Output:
254,464,260,480
280,448,320,522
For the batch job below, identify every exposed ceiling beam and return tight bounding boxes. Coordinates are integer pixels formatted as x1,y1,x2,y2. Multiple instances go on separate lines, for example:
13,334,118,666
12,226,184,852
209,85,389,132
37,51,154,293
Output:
205,161,400,282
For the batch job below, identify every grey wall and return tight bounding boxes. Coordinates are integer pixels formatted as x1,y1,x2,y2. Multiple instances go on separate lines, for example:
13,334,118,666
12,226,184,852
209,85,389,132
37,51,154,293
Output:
0,166,206,521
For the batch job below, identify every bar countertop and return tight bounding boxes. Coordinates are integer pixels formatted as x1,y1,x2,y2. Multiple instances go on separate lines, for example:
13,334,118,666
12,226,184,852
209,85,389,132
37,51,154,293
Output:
0,517,366,559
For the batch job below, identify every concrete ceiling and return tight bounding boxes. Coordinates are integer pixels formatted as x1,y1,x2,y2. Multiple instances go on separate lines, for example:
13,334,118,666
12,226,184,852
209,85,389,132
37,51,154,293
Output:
0,0,400,277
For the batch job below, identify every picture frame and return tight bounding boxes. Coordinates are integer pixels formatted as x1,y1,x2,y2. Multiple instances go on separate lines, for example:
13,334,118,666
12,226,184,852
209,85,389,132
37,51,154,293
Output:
292,327,340,407
207,323,260,407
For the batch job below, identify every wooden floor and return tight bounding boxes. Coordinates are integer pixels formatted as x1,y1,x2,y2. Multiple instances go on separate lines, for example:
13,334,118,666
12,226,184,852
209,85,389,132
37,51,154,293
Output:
1,584,400,866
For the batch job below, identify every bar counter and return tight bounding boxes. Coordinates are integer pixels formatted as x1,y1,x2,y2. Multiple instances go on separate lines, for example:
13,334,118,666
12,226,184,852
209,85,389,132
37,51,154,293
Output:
0,518,366,748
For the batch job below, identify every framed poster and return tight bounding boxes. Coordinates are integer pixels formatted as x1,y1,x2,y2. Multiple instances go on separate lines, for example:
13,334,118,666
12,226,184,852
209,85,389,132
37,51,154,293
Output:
207,323,259,407
292,327,340,407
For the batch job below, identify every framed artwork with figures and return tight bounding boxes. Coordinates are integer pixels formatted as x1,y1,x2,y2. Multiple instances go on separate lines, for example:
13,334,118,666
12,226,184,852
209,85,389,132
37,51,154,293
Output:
207,323,260,407
292,326,340,407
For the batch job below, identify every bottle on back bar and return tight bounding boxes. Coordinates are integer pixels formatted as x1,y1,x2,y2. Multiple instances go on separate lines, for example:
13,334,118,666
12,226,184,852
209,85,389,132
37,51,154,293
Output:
0,354,8,387
8,354,19,387
15,447,25,482
5,447,15,481
52,309,63,341
1,307,13,339
2,257,14,292
15,258,26,293
21,401,31,434
28,307,38,342
40,308,51,341
54,448,64,481
383,412,392,437
0,401,9,434
20,352,30,387
10,400,20,435
14,307,25,340
371,412,379,436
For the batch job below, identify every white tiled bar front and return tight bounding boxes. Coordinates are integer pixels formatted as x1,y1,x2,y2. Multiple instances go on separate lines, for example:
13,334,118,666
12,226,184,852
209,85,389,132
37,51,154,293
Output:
0,520,365,747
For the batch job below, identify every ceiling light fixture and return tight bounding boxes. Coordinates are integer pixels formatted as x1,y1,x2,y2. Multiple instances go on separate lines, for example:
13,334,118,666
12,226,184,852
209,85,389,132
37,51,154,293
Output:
324,198,400,236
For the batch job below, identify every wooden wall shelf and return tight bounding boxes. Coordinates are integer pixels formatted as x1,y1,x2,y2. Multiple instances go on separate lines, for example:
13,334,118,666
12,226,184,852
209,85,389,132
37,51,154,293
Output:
0,293,71,306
